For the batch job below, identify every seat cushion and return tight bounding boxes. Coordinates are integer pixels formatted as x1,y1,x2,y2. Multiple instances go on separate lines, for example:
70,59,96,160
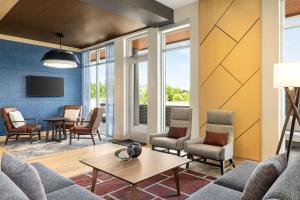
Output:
242,154,287,200
1,152,47,200
263,155,300,200
69,125,91,133
215,160,257,192
46,184,103,200
31,162,74,194
185,143,223,160
0,171,30,200
187,183,242,200
151,137,178,150
11,124,41,133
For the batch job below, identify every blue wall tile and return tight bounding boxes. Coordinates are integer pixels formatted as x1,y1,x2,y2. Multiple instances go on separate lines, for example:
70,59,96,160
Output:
0,39,82,135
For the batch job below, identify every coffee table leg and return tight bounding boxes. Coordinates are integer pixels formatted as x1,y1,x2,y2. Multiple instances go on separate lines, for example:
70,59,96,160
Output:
131,184,137,200
173,167,180,196
91,168,99,193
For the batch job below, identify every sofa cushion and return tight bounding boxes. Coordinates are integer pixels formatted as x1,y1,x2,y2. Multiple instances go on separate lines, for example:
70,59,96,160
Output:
187,183,242,200
214,160,257,192
0,171,30,200
263,155,300,200
204,131,228,147
241,154,287,200
151,137,178,149
1,152,47,200
46,184,103,200
168,127,187,139
185,143,223,160
31,162,74,194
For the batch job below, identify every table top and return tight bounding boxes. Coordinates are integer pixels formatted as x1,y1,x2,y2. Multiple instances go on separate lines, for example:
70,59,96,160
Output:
44,117,72,121
80,146,190,184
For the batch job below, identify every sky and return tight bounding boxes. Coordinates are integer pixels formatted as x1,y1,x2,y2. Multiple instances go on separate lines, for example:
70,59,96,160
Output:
284,16,300,62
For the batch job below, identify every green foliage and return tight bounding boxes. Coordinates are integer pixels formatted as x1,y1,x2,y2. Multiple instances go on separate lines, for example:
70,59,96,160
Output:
90,82,106,100
139,86,148,105
166,84,190,102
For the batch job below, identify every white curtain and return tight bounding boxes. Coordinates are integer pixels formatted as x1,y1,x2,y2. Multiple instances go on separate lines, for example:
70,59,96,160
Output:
105,43,115,137
82,50,91,117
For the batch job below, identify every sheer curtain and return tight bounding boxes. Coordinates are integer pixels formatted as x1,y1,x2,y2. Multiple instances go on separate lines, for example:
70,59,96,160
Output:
82,50,91,117
105,43,115,137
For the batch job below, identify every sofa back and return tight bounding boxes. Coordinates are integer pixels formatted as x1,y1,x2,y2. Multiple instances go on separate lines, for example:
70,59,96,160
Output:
263,156,300,200
0,171,29,200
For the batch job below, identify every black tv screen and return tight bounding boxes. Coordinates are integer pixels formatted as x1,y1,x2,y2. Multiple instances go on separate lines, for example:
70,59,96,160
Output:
27,76,64,97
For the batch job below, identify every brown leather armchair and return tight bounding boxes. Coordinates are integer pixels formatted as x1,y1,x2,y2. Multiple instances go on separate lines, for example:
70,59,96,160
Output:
1,106,41,144
69,107,103,145
61,105,82,129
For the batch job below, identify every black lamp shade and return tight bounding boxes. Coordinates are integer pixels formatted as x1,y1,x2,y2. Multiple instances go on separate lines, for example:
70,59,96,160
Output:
41,50,80,68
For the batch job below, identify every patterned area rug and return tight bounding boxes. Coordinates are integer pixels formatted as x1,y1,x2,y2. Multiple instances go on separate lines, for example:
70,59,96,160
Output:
1,135,111,159
71,168,216,200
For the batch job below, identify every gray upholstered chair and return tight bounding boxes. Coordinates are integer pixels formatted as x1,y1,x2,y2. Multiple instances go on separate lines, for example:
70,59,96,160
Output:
149,107,192,156
184,109,235,175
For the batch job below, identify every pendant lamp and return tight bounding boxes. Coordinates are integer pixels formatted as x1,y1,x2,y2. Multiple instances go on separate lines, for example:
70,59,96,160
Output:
41,33,79,68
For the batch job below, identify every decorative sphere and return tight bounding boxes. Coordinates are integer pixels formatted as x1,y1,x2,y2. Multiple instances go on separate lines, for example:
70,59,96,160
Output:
127,142,142,158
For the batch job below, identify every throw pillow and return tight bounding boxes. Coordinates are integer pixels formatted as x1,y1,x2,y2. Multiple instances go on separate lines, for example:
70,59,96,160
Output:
204,131,228,147
64,109,80,121
1,152,47,200
241,153,288,200
167,127,187,139
9,111,26,128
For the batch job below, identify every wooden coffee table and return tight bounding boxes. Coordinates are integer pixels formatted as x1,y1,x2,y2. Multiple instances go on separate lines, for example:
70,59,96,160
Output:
80,146,190,200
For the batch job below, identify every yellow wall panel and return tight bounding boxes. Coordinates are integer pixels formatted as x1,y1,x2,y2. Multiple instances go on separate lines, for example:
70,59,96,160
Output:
200,27,236,84
199,0,234,43
217,0,260,41
200,66,241,126
222,71,260,139
234,121,261,161
222,20,261,83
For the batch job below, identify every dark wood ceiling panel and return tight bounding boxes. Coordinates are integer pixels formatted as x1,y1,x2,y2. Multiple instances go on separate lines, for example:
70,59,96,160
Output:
286,0,300,17
0,0,173,48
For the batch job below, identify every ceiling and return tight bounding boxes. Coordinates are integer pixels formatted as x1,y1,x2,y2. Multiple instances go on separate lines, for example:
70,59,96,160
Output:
155,0,198,9
286,0,300,17
0,0,174,48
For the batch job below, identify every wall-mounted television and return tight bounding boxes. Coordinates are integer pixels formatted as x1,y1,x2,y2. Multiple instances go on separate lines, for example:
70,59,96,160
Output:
27,76,64,97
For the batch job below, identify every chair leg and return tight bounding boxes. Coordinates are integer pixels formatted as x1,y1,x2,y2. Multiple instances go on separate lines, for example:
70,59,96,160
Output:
97,130,101,141
69,131,72,145
229,159,236,168
186,154,191,169
220,161,225,175
152,145,155,150
5,134,10,145
77,134,80,141
16,134,19,141
30,131,33,144
91,133,95,145
38,131,41,140
177,150,181,156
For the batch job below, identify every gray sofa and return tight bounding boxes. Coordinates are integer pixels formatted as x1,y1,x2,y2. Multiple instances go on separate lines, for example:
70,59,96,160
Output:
0,162,102,200
188,156,300,200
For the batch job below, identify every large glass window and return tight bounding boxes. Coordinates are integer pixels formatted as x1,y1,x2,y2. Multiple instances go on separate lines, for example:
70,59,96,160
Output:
161,26,191,130
127,35,149,135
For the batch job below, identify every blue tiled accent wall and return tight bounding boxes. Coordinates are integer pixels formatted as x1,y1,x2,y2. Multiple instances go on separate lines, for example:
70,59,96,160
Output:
0,39,82,135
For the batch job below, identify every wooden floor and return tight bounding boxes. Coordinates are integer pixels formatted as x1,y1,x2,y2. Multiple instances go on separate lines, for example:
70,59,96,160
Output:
0,133,243,178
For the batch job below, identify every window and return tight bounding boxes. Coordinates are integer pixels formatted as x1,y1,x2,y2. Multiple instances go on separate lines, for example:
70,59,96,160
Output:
161,26,191,130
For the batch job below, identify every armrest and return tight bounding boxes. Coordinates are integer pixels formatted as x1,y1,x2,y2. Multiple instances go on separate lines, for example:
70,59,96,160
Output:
149,132,168,142
184,138,205,150
220,143,234,160
176,134,192,150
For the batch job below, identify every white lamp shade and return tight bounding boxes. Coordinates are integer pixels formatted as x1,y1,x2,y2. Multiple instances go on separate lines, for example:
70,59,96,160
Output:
274,62,300,88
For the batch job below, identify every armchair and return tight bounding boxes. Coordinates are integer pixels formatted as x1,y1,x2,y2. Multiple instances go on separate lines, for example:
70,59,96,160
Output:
69,107,103,145
149,107,192,156
60,105,82,129
1,106,41,144
184,109,235,175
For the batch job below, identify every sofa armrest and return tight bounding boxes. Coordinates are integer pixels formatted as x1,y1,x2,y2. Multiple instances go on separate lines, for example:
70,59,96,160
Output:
149,133,168,143
220,143,234,160
176,135,191,150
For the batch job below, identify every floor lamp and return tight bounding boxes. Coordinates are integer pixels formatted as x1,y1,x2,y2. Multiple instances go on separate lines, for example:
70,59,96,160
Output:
274,62,300,161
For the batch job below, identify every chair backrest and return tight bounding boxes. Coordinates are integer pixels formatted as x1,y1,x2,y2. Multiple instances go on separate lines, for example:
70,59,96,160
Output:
170,107,192,137
89,107,104,132
1,106,18,132
63,105,82,119
206,109,234,144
